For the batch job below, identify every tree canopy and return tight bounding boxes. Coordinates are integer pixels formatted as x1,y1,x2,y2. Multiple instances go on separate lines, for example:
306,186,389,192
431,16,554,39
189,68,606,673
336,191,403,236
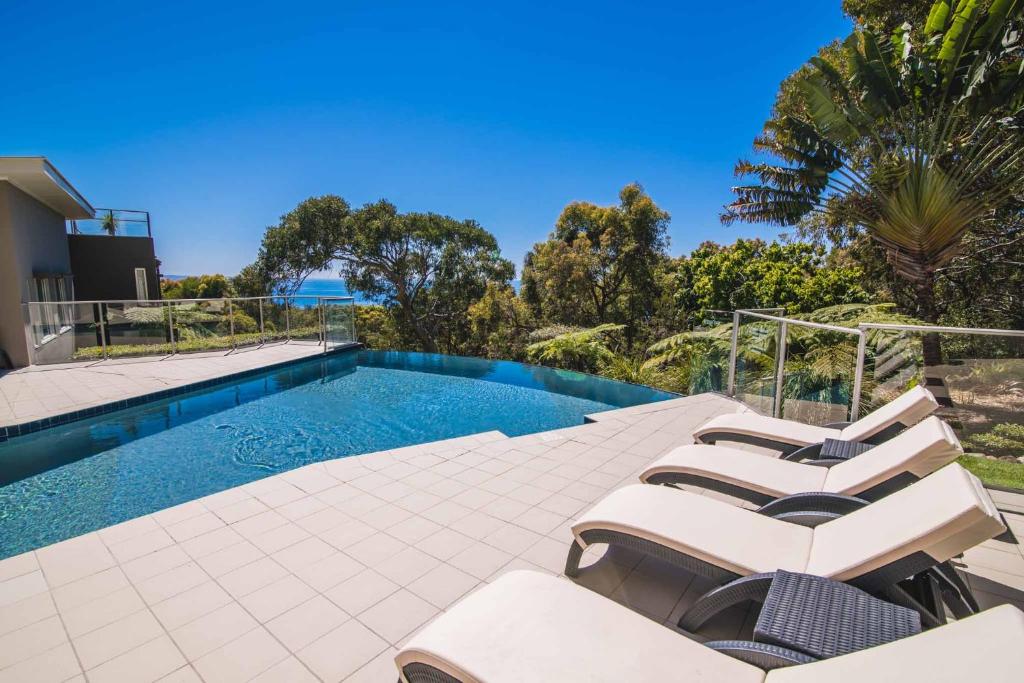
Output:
521,183,670,336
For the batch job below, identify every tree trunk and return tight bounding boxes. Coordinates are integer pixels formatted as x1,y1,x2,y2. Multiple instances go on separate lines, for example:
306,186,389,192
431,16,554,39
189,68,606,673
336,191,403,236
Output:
913,272,943,368
395,291,437,353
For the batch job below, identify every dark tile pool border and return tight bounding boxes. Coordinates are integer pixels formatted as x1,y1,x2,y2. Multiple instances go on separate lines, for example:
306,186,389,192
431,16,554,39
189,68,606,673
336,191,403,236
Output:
0,344,362,443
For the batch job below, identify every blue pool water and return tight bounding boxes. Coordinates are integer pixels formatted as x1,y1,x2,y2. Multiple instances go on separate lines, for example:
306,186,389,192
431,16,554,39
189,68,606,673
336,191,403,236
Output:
0,350,674,558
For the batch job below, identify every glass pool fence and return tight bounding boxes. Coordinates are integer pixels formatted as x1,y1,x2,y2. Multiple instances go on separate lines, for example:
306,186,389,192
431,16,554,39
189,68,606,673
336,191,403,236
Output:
722,310,1024,459
24,295,357,364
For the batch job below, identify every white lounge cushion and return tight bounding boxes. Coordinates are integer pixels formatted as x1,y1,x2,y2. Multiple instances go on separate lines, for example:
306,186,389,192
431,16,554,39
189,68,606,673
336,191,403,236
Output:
839,385,939,441
640,445,829,498
767,604,1024,683
693,386,939,449
822,416,962,495
576,464,1002,583
806,464,1004,581
396,570,765,683
573,484,812,576
694,413,838,447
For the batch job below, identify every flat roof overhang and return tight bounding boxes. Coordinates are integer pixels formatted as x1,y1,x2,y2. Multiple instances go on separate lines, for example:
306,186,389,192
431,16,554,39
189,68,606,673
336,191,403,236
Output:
0,157,95,219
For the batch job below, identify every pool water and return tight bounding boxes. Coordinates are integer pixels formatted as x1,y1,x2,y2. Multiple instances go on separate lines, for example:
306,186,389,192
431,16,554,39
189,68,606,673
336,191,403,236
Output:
0,350,674,558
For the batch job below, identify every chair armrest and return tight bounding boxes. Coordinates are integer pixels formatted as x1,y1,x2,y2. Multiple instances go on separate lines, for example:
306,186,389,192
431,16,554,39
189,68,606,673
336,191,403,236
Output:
781,442,824,462
757,492,870,527
705,640,816,670
803,458,848,468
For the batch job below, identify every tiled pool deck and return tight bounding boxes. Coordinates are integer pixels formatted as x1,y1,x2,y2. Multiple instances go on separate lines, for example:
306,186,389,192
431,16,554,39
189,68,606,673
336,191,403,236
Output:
0,344,328,430
0,355,1022,682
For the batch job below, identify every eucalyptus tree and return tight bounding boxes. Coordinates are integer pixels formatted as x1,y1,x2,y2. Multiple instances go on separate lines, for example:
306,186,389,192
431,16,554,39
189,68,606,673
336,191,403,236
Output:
246,195,513,353
723,0,1024,363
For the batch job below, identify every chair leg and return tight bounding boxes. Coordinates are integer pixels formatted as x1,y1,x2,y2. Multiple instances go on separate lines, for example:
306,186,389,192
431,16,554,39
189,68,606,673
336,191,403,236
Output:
564,539,585,578
678,573,775,632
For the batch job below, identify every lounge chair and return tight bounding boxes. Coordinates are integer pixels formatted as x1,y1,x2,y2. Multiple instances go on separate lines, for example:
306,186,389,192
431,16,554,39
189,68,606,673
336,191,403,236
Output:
640,416,963,506
395,570,1024,682
695,385,939,454
566,464,1003,627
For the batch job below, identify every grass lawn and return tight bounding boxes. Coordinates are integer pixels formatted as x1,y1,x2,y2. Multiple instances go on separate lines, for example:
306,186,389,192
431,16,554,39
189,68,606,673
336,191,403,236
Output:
959,454,1024,491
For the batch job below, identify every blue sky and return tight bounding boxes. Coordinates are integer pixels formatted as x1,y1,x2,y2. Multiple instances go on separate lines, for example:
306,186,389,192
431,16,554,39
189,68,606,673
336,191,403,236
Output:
1,1,851,276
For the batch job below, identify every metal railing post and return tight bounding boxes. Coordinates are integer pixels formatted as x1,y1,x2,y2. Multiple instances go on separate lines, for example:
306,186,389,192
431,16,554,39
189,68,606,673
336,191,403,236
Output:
851,331,867,421
258,298,265,345
98,303,108,360
319,298,327,352
228,299,236,350
349,300,356,342
727,311,740,396
284,297,291,342
773,320,788,418
167,302,176,354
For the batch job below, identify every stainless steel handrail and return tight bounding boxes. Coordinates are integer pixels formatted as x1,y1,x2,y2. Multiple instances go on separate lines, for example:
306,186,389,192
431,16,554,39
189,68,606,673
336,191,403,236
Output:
23,294,357,364
729,309,867,419
728,310,1023,422
858,323,1024,337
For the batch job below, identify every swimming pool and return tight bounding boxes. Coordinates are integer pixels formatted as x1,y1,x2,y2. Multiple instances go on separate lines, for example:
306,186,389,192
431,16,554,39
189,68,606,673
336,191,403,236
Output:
0,350,674,558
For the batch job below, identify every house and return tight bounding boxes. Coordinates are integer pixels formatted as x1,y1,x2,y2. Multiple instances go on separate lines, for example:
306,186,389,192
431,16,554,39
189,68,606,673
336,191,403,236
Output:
0,157,161,367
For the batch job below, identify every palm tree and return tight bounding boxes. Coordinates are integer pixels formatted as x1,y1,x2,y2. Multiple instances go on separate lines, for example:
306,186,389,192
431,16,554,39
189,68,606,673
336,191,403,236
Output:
723,0,1024,364
100,211,119,236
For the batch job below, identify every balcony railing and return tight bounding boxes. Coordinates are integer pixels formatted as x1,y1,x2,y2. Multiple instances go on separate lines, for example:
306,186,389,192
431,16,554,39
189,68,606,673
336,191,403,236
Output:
721,309,1024,462
68,209,152,238
23,295,357,364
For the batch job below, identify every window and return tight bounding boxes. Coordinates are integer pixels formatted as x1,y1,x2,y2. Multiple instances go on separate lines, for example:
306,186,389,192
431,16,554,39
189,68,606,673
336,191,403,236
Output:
134,268,149,301
29,274,73,346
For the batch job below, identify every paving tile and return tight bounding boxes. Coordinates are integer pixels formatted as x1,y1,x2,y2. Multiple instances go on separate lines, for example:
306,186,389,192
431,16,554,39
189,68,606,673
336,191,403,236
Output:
151,580,234,630
170,602,259,660
238,575,316,622
0,615,68,669
345,533,407,565
0,591,56,637
448,542,513,580
249,657,319,683
275,495,329,521
294,507,350,535
248,523,312,554
193,627,289,683
318,519,377,551
36,534,115,587
217,557,290,599
72,609,164,670
212,497,270,524
0,570,48,609
484,523,543,555
121,546,191,584
325,569,400,615
195,541,264,577
386,516,443,545
0,552,39,584
357,588,439,644
415,499,471,528
0,642,81,683
97,515,161,547
266,595,349,651
61,585,146,637
135,562,208,605
512,507,567,535
415,528,477,561
164,511,226,543
447,511,504,540
107,527,176,563
343,647,400,683
230,510,290,540
50,567,128,612
406,563,479,608
254,483,309,509
178,526,245,560
290,551,364,592
375,546,441,585
156,665,203,682
271,537,336,573
296,619,388,682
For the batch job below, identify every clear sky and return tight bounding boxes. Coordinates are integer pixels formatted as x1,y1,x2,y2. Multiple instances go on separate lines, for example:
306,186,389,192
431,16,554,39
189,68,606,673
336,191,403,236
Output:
1,1,851,276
